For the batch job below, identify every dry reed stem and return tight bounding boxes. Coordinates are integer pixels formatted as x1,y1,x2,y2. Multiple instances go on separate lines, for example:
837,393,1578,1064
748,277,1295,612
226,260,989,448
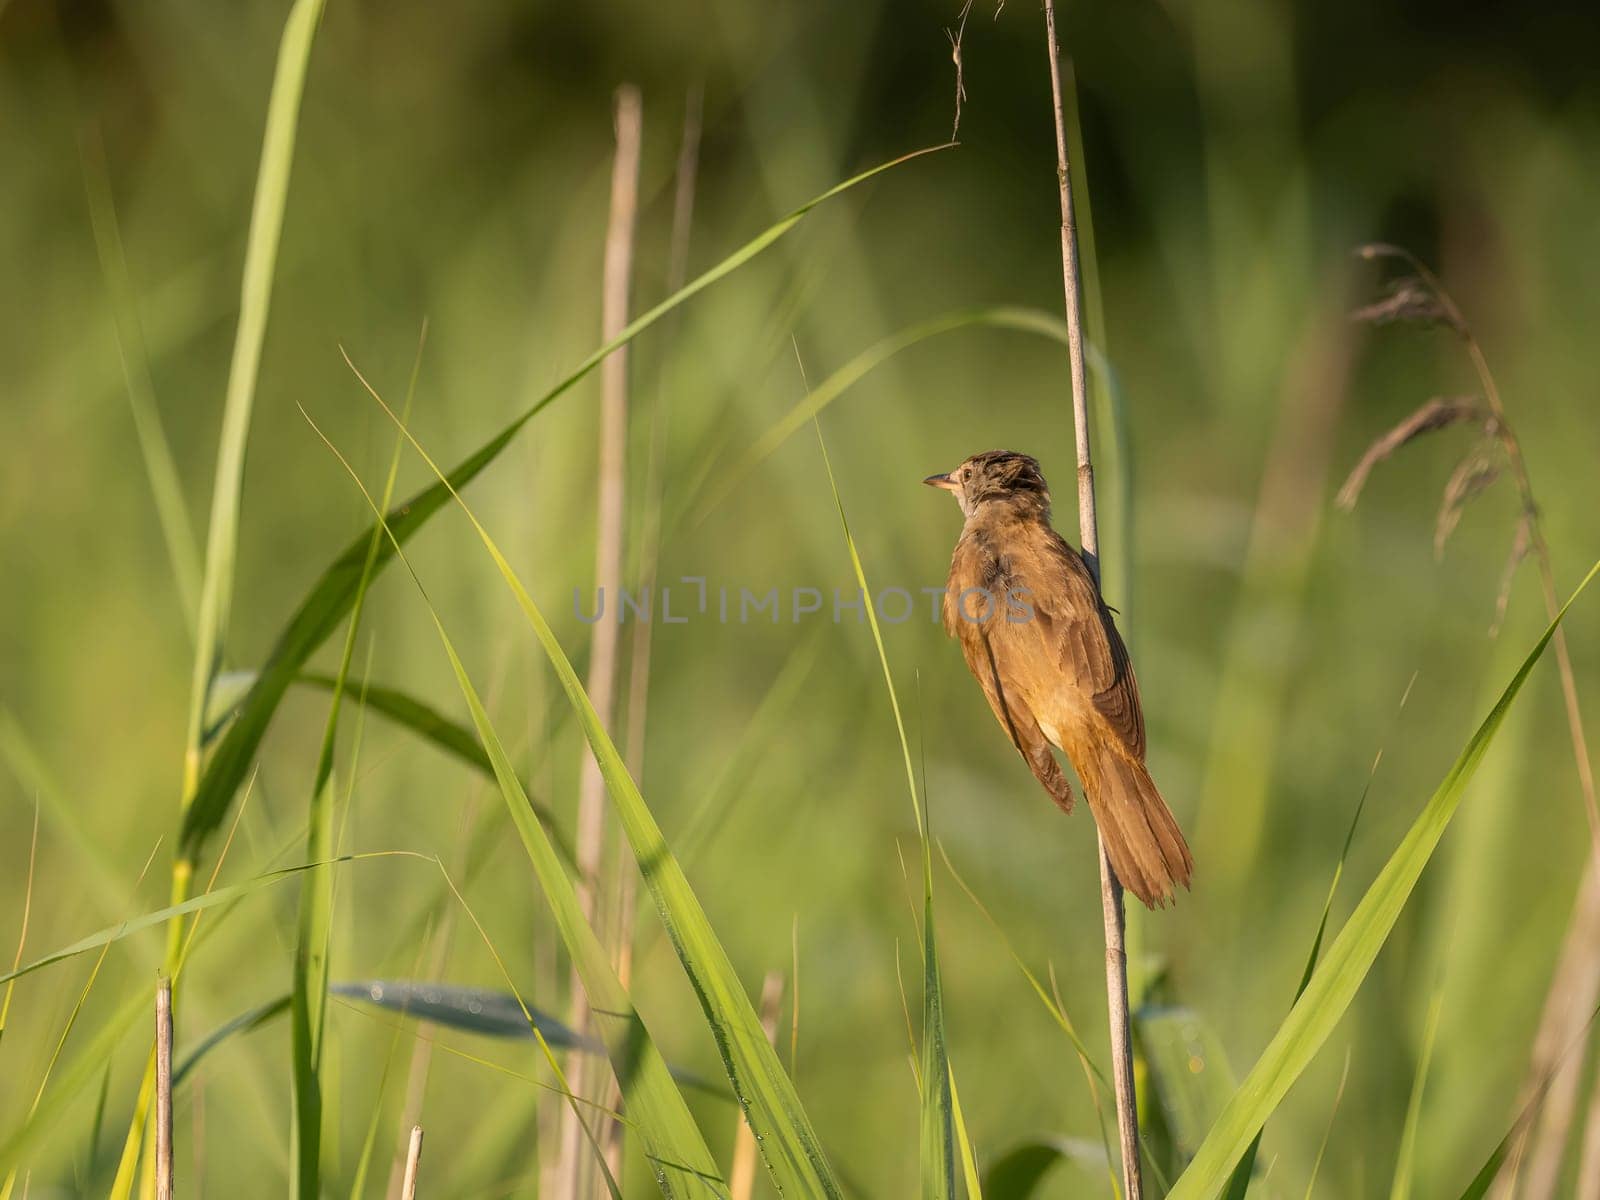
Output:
557,82,643,1200
400,1126,424,1200
1577,1066,1600,1200
728,972,785,1200
1041,4,1141,1195
155,976,174,1200
603,83,703,1186
618,80,705,987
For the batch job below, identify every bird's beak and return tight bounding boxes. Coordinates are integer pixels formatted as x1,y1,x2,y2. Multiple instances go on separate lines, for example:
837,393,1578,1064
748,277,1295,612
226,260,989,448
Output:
923,472,960,493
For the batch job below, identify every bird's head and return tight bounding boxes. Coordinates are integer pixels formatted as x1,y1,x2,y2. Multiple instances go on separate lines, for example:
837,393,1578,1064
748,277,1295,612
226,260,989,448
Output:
923,450,1052,520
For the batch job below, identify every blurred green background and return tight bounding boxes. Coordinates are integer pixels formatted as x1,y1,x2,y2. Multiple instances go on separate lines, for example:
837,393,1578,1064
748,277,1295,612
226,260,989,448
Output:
4,0,1600,1195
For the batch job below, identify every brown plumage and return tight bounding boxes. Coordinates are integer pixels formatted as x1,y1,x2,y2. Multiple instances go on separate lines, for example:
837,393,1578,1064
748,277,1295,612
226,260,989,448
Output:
926,450,1193,908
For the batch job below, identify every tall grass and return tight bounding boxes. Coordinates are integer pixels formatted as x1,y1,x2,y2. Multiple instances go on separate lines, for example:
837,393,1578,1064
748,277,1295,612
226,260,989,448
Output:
7,6,1600,1198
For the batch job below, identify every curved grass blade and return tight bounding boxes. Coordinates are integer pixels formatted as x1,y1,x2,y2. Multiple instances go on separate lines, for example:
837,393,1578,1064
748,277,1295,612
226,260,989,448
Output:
691,307,1069,523
174,995,291,1088
0,853,404,988
346,390,843,1198
985,1136,1109,1198
307,418,726,1198
178,143,950,865
1167,559,1600,1199
812,420,952,1198
205,669,575,863
298,672,491,775
116,3,330,1191
291,325,423,1199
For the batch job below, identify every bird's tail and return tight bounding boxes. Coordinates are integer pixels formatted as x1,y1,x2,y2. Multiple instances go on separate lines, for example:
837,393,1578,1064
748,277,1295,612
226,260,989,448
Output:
1080,747,1193,909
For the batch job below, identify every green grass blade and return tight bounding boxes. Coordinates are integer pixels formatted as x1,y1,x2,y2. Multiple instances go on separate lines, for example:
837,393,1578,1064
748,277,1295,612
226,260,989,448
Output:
951,1068,985,1200
297,672,493,774
1389,980,1444,1200
289,327,421,1200
181,0,326,799
177,143,948,865
1222,755,1379,1198
308,419,725,1198
1446,998,1600,1200
343,394,845,1198
204,668,575,860
1167,559,1600,1199
984,1137,1109,1198
692,307,1068,523
173,995,291,1088
110,4,328,1189
811,421,953,1197
0,854,398,988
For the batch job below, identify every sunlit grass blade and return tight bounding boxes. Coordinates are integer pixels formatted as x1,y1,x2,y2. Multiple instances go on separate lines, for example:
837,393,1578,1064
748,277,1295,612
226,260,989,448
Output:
811,419,953,1198
950,1069,985,1200
307,416,725,1198
178,142,950,866
1167,559,1600,1199
180,0,327,815
0,853,405,989
343,386,844,1198
111,1,330,1192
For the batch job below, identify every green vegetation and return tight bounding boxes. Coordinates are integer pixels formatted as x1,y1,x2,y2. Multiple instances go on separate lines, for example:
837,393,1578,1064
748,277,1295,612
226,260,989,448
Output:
4,3,1600,1196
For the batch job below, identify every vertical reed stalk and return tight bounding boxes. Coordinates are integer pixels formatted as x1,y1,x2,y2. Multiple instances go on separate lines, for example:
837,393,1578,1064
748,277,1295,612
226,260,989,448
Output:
556,83,643,1200
154,977,173,1200
1041,4,1141,1195
603,83,703,1185
400,1126,423,1200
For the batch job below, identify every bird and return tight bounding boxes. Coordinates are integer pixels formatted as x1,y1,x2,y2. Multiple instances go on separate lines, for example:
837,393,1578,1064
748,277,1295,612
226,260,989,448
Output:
925,450,1193,908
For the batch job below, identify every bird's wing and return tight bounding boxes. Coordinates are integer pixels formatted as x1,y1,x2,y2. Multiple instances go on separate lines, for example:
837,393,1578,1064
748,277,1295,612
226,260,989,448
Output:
975,524,1146,760
945,537,1076,810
